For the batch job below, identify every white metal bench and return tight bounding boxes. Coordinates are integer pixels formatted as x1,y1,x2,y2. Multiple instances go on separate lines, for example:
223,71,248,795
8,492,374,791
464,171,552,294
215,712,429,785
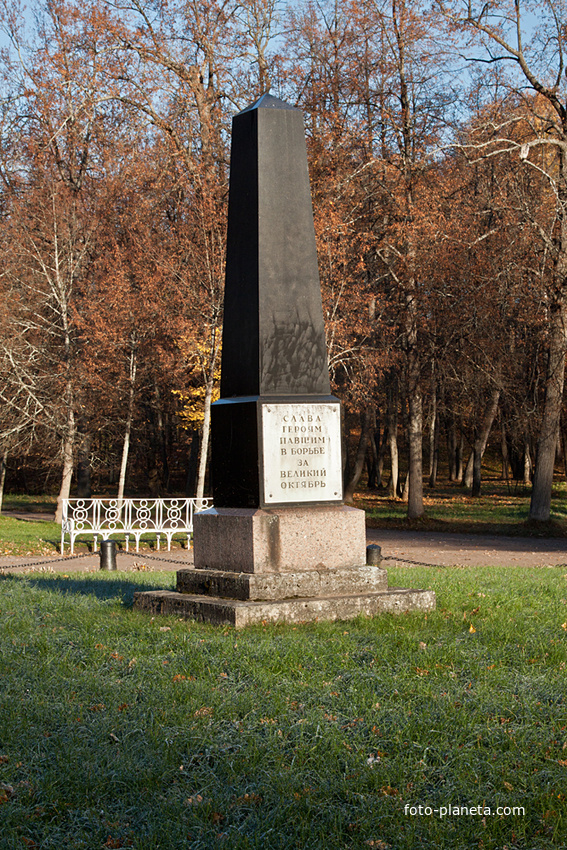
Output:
60,497,212,554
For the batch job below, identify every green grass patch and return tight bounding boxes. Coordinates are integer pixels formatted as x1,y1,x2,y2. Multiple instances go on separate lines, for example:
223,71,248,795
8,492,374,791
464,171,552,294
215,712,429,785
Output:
1,494,58,514
0,515,191,557
0,516,62,556
0,566,566,848
357,479,567,537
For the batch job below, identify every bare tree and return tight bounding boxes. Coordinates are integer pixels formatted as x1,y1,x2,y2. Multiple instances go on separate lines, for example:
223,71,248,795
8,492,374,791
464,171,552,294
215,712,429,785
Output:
437,0,567,519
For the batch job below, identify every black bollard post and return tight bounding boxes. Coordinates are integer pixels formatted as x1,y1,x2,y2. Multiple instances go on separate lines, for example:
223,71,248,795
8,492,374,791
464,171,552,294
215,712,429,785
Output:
100,539,117,571
366,544,382,566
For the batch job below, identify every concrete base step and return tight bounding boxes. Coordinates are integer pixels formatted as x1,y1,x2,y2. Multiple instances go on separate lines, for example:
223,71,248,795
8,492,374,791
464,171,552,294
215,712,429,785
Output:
133,586,436,627
176,565,388,600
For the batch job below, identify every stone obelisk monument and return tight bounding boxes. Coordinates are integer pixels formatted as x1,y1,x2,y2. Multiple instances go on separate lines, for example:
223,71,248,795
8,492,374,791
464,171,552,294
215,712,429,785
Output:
202,95,362,569
133,95,435,626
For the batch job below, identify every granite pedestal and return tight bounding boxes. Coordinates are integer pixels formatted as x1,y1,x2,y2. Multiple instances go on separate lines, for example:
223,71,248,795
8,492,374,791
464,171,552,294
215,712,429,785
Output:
132,504,436,627
192,505,366,573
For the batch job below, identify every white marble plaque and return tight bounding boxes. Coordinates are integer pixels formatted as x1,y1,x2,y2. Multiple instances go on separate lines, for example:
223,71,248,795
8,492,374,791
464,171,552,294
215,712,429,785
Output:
261,402,343,504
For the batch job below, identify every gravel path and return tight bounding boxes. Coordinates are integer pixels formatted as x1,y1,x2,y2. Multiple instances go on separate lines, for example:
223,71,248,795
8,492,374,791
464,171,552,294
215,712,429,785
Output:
368,528,567,568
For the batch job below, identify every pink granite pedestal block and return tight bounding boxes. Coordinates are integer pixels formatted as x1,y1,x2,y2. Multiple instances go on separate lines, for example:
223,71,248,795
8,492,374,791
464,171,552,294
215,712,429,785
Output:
133,504,437,626
192,505,366,574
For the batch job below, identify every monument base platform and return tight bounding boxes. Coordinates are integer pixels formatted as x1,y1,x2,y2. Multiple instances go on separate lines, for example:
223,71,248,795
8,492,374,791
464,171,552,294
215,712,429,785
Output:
132,506,435,627
133,563,435,628
133,585,435,628
177,564,388,599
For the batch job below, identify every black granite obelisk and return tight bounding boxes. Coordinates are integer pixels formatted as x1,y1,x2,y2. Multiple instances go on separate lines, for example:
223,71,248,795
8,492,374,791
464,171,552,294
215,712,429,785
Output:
220,94,330,398
211,94,342,508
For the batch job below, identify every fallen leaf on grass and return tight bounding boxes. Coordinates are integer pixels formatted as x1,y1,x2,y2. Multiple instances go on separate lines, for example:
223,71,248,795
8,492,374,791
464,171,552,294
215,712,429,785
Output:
0,783,15,803
233,793,262,806
185,795,204,805
469,624,476,633
341,717,364,729
366,842,390,849
378,786,398,797
194,706,213,718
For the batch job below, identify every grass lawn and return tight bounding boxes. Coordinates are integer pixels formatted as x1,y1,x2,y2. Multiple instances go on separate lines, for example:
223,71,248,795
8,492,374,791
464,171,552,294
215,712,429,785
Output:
0,566,566,848
1,495,58,514
356,479,567,537
0,516,63,557
0,515,190,558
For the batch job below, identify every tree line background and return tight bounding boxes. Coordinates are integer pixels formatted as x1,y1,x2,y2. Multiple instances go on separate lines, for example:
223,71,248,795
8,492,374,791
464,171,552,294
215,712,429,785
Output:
1,0,566,525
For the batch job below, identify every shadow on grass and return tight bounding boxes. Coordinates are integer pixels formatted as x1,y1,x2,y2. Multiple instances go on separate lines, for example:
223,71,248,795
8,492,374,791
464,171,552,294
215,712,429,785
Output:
0,572,173,606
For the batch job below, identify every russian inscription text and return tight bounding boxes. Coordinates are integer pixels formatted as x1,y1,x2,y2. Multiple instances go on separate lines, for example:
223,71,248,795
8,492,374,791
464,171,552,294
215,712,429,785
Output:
261,403,342,504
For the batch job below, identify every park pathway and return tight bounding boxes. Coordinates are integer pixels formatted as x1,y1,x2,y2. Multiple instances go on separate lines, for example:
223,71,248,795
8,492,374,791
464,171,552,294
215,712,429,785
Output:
368,528,567,568
1,512,566,573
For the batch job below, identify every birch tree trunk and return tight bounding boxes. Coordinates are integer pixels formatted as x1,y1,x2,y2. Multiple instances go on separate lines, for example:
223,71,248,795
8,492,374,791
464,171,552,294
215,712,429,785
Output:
446,417,457,482
118,339,137,504
344,408,372,501
463,389,500,494
429,410,440,489
529,297,567,519
456,433,464,482
196,374,214,504
428,381,438,486
407,343,424,517
387,377,399,498
76,432,92,498
397,3,424,520
55,387,75,525
500,417,509,482
523,439,532,487
0,448,8,514
195,327,221,504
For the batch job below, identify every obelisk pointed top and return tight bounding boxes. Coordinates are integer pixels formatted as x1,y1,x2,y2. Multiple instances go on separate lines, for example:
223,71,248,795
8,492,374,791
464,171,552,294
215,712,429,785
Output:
239,93,298,114
220,92,331,398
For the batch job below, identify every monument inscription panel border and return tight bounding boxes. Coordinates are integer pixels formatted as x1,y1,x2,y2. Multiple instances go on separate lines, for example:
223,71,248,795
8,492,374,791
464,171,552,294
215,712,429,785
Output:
260,401,343,506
